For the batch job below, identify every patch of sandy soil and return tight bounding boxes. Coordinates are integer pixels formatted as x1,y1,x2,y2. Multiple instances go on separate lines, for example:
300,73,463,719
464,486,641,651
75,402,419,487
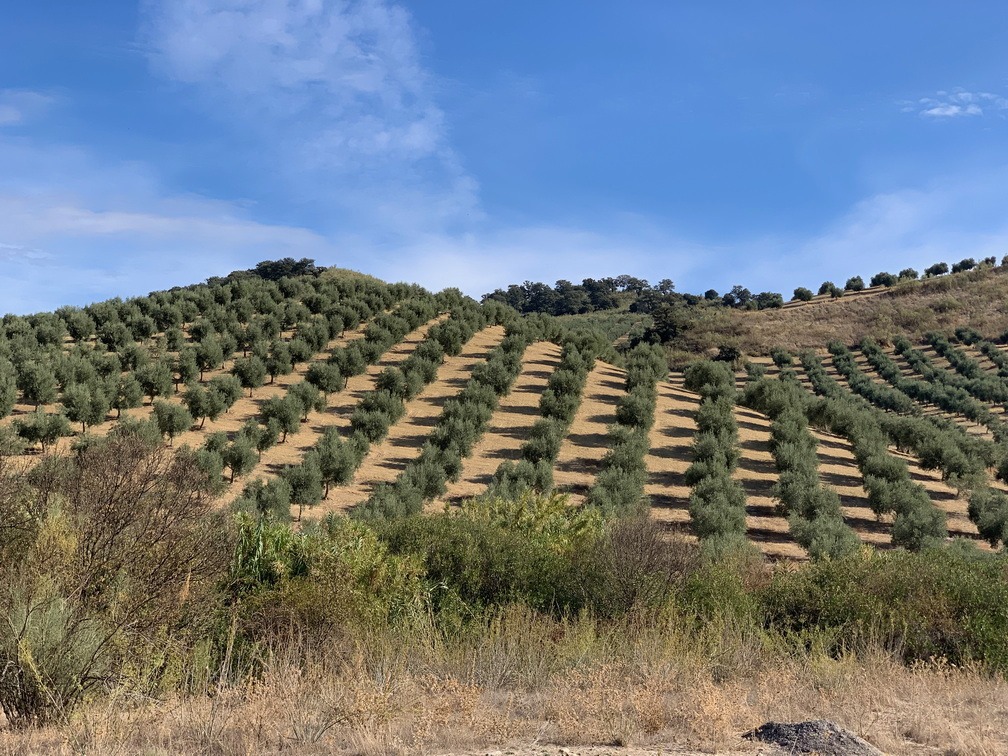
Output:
552,360,628,506
809,428,891,549
733,405,806,560
645,381,698,543
435,341,563,507
310,326,506,516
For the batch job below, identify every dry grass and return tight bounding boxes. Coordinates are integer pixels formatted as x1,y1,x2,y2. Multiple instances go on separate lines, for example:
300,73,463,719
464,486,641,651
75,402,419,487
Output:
3,610,1006,755
693,266,1008,357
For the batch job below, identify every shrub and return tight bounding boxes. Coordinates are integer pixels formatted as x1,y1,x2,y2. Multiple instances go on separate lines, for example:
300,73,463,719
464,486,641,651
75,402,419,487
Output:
0,434,228,727
845,276,865,292
792,286,814,302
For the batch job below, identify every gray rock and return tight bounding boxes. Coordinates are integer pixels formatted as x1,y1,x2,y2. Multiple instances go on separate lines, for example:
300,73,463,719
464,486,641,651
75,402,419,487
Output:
743,719,884,755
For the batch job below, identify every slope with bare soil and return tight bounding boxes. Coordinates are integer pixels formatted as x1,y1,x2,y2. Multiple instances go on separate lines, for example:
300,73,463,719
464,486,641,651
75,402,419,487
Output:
733,405,805,560
552,360,628,505
313,325,506,516
645,381,699,538
436,341,563,506
216,317,442,507
689,267,1008,358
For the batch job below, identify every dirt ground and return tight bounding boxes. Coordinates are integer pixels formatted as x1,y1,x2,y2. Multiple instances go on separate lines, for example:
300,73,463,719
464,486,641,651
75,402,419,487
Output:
435,341,562,506
315,325,506,515
552,360,628,506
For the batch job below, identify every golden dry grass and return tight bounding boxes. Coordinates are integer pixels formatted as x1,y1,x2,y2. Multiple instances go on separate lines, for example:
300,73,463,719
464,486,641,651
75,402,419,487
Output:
696,266,1008,357
552,360,628,506
4,611,1007,756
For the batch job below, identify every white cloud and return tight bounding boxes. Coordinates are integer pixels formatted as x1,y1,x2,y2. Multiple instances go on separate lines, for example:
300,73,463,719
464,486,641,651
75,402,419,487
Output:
143,0,478,232
0,89,55,127
0,133,334,313
913,89,1008,119
708,167,1008,297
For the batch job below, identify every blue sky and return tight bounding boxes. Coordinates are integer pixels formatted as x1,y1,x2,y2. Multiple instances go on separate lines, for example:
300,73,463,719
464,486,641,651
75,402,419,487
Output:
2,1,1008,313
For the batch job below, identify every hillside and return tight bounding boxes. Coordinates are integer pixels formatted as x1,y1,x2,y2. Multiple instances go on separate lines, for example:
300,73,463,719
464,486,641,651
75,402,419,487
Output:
4,262,1008,755
680,265,1008,357
0,264,1006,561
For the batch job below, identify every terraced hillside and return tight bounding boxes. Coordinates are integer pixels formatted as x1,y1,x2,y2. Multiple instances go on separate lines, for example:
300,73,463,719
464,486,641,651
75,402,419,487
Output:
3,266,1008,561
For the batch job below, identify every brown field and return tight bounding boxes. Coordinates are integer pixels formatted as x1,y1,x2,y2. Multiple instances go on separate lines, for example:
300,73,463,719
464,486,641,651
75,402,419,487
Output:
685,266,1008,357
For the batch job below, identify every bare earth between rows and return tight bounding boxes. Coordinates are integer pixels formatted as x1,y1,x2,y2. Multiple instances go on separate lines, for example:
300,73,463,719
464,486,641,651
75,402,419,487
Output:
435,341,563,507
312,325,507,517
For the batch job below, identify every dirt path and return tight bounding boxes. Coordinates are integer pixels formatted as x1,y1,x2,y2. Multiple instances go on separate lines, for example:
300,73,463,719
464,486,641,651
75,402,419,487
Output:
552,360,627,506
311,326,506,516
733,405,806,560
435,341,563,506
215,318,441,507
645,381,699,540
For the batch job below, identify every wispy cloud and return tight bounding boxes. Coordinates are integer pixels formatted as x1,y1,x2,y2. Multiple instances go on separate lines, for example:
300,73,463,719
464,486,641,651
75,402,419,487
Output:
907,89,1008,119
715,166,1008,296
0,89,55,127
0,133,334,313
143,0,478,232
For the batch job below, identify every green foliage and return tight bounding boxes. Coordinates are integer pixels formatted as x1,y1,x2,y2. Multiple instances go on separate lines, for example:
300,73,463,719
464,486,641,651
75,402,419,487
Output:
222,436,257,483
762,549,1008,672
152,400,193,445
968,487,1008,548
259,395,301,442
231,355,267,396
18,362,57,408
792,286,814,302
844,275,865,292
136,360,173,404
282,453,324,520
61,381,110,433
0,433,228,727
14,411,71,453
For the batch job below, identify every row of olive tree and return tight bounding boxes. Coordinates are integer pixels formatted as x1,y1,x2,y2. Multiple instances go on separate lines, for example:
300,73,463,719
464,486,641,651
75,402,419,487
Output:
682,360,749,555
801,349,992,489
883,338,1008,441
923,332,1008,404
262,303,492,518
359,323,531,518
799,353,949,550
488,334,601,497
585,342,667,515
742,375,859,558
828,341,919,415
